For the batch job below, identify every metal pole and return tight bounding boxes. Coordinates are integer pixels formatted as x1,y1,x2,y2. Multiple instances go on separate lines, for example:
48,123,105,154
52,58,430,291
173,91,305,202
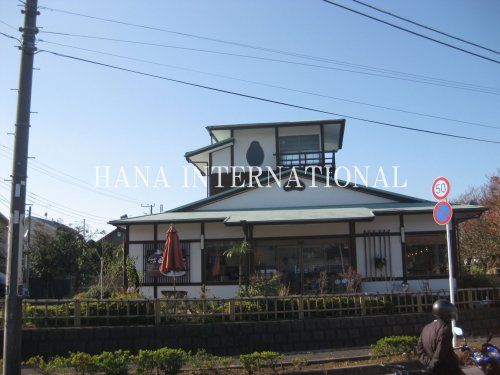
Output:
3,1,38,373
25,205,32,294
446,221,456,346
100,256,104,299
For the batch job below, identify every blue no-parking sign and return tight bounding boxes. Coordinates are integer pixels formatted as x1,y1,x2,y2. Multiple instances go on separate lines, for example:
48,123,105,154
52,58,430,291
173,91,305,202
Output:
433,200,453,225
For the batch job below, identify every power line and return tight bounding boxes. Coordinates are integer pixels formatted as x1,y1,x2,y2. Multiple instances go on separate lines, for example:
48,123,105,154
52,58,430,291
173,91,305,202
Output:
38,39,500,131
349,0,500,55
0,145,142,204
321,0,500,65
0,19,18,31
40,49,500,145
33,5,500,93
36,32,500,95
0,181,108,224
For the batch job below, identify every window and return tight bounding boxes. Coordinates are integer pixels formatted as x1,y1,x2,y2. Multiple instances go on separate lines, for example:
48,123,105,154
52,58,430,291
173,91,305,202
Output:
143,242,190,284
205,240,247,283
278,135,321,166
253,238,353,294
279,135,320,153
405,234,447,277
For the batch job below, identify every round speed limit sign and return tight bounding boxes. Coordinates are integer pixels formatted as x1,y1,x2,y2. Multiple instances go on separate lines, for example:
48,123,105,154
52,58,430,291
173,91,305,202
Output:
432,177,450,200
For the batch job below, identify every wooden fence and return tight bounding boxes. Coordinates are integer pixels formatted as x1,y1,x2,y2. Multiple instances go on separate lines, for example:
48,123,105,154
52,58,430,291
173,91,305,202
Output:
0,287,498,328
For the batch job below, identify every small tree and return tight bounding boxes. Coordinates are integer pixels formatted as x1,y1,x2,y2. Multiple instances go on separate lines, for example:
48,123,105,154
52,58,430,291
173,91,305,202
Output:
224,240,251,289
455,172,499,274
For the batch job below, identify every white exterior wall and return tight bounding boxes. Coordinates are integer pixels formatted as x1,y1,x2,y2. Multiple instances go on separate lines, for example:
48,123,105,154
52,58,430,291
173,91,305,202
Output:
253,222,348,238
157,223,201,241
233,128,276,169
204,222,245,239
140,285,239,299
211,146,231,167
279,125,321,137
356,215,400,233
129,225,154,241
404,214,443,232
361,278,454,294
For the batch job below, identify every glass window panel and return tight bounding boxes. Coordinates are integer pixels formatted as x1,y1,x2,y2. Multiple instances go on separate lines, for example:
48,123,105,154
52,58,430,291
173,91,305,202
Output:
405,234,448,277
205,240,246,282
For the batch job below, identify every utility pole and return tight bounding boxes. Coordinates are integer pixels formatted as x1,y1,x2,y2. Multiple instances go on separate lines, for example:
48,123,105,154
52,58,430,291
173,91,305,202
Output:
141,203,155,215
3,1,39,374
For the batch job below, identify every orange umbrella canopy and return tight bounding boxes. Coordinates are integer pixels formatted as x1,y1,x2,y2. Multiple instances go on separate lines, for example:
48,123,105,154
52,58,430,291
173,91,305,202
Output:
159,225,186,276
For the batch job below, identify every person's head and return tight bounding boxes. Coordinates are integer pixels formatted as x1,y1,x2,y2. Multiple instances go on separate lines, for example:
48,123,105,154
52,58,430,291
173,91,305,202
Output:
432,299,458,323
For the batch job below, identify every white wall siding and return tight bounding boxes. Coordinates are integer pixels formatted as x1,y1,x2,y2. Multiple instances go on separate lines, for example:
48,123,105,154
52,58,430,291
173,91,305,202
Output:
404,214,443,232
157,223,201,241
211,146,231,167
139,285,239,299
361,278,454,293
233,128,276,169
204,222,245,239
129,244,143,273
190,242,202,283
279,125,320,137
253,222,348,238
356,215,400,233
129,225,154,241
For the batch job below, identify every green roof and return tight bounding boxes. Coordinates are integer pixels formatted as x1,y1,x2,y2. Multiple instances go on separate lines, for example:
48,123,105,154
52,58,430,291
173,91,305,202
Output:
109,203,486,225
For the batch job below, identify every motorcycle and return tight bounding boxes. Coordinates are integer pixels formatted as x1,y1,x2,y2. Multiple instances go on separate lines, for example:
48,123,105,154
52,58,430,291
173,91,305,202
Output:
453,326,500,375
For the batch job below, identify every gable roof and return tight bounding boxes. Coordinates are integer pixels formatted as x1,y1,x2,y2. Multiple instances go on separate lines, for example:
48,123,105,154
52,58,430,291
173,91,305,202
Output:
169,168,429,212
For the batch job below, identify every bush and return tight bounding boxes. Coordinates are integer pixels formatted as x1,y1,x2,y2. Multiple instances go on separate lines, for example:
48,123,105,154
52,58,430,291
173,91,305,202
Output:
189,349,233,374
136,348,188,375
239,351,284,374
371,336,418,358
291,352,312,371
95,350,131,375
24,356,67,375
68,352,100,375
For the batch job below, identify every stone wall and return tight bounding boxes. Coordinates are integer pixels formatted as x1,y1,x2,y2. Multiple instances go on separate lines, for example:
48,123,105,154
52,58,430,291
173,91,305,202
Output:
4,307,499,360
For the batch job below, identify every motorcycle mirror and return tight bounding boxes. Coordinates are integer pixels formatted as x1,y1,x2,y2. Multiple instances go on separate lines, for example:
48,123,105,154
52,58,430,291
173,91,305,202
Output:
453,327,464,336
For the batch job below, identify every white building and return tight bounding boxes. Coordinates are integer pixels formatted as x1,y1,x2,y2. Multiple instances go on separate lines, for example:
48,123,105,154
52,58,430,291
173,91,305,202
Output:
110,119,485,298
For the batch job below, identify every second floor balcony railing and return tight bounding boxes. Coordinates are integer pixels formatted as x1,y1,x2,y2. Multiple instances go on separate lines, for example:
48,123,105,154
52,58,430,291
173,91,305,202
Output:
277,150,335,170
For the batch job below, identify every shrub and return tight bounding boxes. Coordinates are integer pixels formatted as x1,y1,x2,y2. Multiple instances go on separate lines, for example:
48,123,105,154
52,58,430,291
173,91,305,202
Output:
189,349,233,374
371,336,418,359
68,352,100,375
137,348,188,375
239,351,284,374
95,350,131,375
136,350,157,375
291,352,312,371
24,355,67,375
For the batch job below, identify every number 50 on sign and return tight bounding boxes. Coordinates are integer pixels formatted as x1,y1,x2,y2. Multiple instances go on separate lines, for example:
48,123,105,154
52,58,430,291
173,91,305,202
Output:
432,176,450,201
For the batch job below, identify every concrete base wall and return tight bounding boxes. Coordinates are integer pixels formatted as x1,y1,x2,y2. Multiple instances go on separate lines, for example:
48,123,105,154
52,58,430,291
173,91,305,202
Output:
7,308,499,360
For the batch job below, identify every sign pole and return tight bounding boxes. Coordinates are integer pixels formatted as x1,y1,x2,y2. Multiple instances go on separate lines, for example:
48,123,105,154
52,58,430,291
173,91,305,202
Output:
445,220,456,347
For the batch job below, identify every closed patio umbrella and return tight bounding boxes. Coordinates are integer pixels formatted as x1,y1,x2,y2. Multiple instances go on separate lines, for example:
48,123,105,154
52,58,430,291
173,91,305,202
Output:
159,224,186,294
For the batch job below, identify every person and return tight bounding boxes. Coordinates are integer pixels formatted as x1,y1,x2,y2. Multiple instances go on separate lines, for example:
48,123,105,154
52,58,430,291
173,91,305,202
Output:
417,299,464,375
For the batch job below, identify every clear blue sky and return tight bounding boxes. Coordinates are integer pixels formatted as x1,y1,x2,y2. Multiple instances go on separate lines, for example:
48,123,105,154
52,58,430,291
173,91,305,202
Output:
0,0,499,234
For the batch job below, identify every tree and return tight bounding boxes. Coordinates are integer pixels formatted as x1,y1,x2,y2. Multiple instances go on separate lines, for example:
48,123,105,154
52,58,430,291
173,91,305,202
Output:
224,240,251,289
29,227,99,297
456,172,499,274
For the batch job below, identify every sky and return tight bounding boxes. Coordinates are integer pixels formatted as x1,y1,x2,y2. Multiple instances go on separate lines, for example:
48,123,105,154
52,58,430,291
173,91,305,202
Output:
0,0,499,235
